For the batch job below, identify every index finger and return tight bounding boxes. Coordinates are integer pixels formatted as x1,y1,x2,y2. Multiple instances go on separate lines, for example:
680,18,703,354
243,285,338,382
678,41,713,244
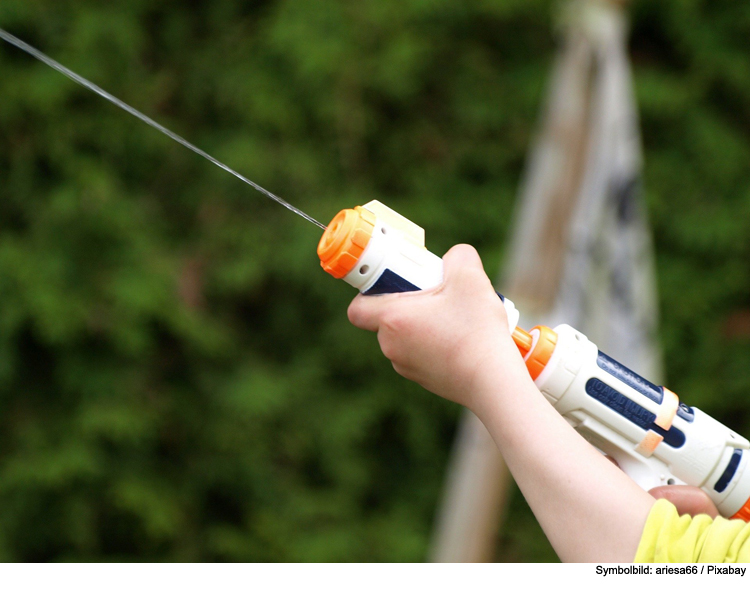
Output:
347,293,392,332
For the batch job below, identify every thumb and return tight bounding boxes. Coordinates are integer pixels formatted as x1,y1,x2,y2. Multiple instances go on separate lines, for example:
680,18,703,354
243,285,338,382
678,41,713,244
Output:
649,485,719,518
441,244,495,296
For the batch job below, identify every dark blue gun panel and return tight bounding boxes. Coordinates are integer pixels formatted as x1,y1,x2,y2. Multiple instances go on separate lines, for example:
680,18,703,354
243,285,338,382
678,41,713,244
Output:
597,351,694,423
586,378,655,429
364,269,420,295
714,449,743,493
651,422,686,448
585,378,685,449
597,351,663,404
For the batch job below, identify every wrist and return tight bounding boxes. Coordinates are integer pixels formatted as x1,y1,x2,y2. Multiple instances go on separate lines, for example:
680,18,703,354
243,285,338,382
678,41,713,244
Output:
467,348,538,421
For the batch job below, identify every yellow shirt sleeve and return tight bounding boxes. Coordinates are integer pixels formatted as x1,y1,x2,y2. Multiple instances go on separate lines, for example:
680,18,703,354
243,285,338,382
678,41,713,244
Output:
635,499,750,563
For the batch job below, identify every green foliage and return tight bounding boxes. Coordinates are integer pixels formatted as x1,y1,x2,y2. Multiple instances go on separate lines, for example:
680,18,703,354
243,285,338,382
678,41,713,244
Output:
0,0,747,562
631,0,750,426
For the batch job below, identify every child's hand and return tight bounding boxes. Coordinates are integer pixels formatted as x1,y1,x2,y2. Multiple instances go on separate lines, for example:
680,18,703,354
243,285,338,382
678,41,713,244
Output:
349,243,658,561
347,244,526,412
649,485,720,518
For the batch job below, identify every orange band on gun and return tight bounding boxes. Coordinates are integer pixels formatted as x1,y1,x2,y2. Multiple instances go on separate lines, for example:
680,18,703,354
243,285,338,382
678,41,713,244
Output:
732,496,750,522
514,325,558,381
635,388,680,457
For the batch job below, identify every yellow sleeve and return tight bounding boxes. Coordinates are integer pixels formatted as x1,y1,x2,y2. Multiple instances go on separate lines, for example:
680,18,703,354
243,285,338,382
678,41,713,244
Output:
635,499,750,563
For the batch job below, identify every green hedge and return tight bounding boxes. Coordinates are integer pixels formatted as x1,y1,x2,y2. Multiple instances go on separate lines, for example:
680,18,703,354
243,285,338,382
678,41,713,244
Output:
0,0,747,561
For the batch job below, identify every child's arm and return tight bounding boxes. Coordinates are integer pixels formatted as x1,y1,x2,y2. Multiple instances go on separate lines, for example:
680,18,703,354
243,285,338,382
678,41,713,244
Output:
347,244,657,562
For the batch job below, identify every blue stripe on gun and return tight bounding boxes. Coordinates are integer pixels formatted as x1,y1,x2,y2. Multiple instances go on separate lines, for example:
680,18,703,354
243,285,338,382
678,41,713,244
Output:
363,269,420,295
597,351,695,423
714,449,743,493
362,270,508,300
585,378,686,448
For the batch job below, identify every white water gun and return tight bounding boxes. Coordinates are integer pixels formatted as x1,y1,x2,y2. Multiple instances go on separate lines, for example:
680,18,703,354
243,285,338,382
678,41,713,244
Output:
317,200,750,521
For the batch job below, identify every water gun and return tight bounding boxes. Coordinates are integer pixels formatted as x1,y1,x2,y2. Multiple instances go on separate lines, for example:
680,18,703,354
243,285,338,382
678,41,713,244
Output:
317,200,750,521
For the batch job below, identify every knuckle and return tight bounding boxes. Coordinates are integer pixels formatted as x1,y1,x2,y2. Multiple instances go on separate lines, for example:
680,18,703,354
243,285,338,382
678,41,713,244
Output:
346,301,360,325
347,297,367,327
380,307,411,334
378,331,399,361
445,243,480,266
454,243,479,258
391,362,414,382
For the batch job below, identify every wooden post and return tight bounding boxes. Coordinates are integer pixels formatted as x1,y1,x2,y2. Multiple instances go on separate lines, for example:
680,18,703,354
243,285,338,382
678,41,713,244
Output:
429,0,660,562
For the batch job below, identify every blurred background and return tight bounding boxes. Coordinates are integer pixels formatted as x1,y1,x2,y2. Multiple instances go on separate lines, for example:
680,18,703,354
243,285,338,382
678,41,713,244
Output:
0,0,749,562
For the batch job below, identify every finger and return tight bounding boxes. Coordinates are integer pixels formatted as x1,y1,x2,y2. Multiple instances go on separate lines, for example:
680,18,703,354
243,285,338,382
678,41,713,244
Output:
347,293,396,332
442,244,495,294
648,485,720,518
441,244,507,322
604,454,619,467
442,244,484,281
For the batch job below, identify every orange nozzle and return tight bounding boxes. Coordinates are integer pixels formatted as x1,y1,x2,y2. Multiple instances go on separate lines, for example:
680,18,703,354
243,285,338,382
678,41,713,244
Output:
513,325,558,381
512,327,533,358
318,206,376,278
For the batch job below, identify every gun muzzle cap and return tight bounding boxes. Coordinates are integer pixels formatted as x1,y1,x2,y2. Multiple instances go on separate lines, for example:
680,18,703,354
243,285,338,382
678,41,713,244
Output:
318,206,376,279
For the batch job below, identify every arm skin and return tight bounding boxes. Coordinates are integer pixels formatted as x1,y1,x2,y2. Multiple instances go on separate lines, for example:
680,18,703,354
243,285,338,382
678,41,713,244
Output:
348,244,713,562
